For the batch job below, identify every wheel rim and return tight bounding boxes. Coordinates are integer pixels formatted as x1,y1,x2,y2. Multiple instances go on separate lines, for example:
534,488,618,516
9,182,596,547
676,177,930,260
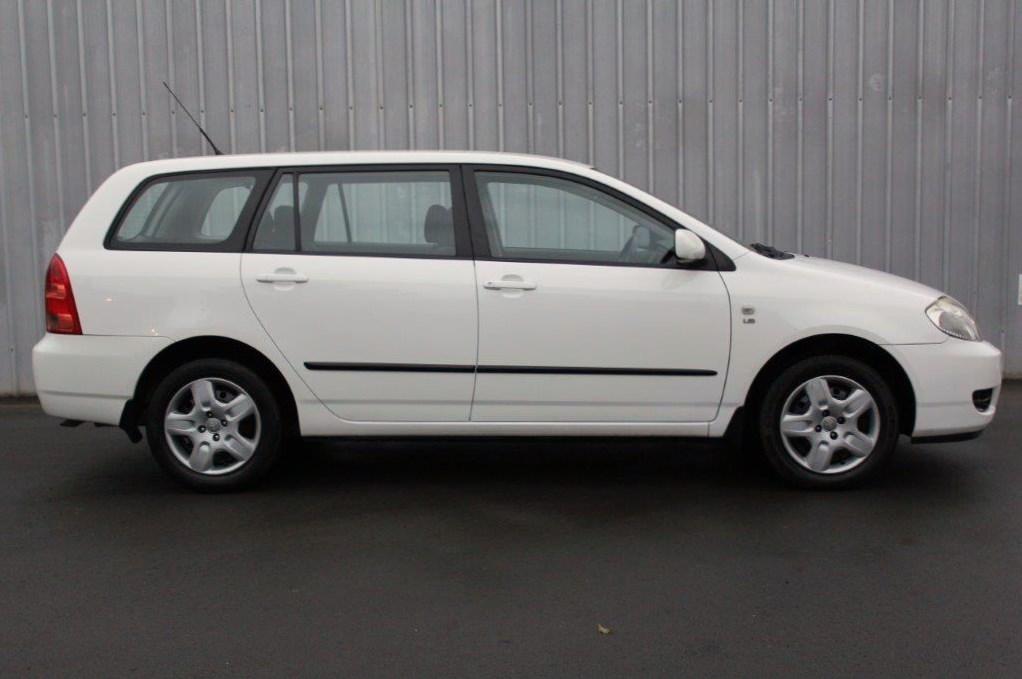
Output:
163,377,261,476
779,374,880,475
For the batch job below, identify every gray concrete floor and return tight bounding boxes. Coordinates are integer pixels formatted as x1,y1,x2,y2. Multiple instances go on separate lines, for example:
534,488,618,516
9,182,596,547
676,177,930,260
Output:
2,385,1021,677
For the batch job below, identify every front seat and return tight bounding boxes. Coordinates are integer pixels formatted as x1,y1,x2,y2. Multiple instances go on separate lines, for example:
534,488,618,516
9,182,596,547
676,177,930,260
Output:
423,204,454,252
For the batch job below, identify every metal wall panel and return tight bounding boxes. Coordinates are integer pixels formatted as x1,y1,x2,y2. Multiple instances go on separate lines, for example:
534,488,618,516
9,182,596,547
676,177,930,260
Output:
1,0,1021,394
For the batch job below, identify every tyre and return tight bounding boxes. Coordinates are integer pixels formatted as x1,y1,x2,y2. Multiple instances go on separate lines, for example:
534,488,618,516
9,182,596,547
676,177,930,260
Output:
145,359,284,491
757,355,899,488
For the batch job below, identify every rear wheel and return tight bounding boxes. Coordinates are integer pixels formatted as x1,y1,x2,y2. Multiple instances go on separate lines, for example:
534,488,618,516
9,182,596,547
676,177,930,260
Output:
145,359,283,491
757,355,899,488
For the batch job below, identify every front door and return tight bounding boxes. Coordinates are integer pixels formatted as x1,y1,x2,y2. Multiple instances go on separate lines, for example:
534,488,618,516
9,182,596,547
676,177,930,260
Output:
465,167,731,422
241,166,477,421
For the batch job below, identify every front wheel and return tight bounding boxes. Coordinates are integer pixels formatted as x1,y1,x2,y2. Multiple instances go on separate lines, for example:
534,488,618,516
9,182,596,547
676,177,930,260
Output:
145,359,284,491
757,355,900,488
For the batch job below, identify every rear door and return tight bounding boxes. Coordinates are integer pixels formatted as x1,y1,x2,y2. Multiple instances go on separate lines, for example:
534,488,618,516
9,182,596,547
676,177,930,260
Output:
241,165,478,422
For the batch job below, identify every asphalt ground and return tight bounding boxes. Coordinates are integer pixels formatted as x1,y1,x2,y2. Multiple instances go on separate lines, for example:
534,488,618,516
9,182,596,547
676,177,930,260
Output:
2,384,1021,677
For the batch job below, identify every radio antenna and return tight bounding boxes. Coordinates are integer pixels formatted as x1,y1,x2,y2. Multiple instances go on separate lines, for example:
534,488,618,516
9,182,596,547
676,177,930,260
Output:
162,81,224,156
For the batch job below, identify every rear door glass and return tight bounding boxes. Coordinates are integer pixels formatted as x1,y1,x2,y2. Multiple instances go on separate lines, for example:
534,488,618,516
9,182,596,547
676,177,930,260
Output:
250,170,456,257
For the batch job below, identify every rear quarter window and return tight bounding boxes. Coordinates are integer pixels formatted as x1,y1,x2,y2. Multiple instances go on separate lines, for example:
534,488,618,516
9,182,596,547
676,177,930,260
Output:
108,170,270,250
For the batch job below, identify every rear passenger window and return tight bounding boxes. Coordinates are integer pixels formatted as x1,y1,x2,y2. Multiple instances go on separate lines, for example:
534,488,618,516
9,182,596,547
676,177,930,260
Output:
251,170,456,257
110,171,268,249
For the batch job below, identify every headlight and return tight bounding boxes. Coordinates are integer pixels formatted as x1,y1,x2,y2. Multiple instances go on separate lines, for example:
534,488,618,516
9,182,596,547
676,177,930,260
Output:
925,296,981,341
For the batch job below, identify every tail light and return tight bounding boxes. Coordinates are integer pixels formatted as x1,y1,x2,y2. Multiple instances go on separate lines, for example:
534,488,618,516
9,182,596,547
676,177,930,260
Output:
44,254,82,334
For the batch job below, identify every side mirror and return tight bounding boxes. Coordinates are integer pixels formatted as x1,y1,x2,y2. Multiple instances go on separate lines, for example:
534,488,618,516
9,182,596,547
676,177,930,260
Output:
674,230,706,264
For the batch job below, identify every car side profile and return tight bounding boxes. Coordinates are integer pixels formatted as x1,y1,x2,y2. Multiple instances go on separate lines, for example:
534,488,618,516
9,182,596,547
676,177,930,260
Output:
33,151,1002,490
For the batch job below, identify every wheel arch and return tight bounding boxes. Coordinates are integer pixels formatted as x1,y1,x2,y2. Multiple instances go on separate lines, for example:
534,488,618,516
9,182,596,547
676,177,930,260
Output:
120,336,300,441
737,333,916,438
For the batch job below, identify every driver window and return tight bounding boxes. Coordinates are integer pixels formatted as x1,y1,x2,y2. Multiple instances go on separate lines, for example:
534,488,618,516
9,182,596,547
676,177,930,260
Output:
474,171,675,265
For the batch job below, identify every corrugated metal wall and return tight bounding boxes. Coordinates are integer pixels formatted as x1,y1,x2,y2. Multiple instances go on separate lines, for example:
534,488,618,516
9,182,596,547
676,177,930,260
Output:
1,0,1021,394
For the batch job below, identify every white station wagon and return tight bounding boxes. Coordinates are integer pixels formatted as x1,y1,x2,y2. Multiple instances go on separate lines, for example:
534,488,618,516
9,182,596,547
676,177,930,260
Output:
33,151,1001,490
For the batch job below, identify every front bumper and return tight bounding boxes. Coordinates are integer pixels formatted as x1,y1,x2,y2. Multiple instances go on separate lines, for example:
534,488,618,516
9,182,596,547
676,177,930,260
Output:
886,339,1002,438
32,334,172,425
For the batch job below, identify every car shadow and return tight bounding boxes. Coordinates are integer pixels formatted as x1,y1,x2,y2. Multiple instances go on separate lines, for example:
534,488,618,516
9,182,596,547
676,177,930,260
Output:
265,434,981,502
34,432,990,556
76,432,981,498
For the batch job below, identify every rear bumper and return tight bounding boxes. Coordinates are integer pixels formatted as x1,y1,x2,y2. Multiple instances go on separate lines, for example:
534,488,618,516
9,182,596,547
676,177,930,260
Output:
32,334,172,425
886,339,1002,438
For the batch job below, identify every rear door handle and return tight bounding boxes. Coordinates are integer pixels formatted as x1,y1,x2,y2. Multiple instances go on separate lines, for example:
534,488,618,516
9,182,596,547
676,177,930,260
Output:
483,280,537,291
256,272,309,283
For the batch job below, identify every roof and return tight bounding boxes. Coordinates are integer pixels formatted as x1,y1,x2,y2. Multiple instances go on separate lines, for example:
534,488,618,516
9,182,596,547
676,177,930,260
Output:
119,150,595,175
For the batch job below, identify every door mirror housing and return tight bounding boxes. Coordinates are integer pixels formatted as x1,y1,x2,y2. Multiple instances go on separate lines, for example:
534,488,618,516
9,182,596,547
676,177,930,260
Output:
674,230,706,264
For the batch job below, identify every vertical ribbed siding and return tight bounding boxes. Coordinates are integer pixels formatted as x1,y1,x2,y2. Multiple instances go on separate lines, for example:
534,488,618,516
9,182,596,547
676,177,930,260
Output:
0,0,1021,394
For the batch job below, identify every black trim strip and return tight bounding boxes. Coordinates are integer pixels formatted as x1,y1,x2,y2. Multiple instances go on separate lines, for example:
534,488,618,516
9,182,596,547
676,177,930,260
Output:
305,362,474,373
479,366,717,376
304,362,716,377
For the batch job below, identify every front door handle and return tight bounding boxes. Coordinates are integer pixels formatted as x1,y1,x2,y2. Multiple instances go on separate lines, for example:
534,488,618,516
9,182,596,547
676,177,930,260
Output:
483,280,538,291
256,272,309,284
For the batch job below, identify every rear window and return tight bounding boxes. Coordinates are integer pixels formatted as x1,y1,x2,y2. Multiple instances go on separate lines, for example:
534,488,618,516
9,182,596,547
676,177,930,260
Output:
250,170,456,256
110,171,269,249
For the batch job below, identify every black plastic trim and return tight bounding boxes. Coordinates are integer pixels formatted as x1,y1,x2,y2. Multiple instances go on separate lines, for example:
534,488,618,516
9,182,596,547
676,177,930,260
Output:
722,405,746,447
305,362,474,373
479,365,716,376
117,399,143,443
972,387,994,412
304,362,716,377
749,242,795,260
